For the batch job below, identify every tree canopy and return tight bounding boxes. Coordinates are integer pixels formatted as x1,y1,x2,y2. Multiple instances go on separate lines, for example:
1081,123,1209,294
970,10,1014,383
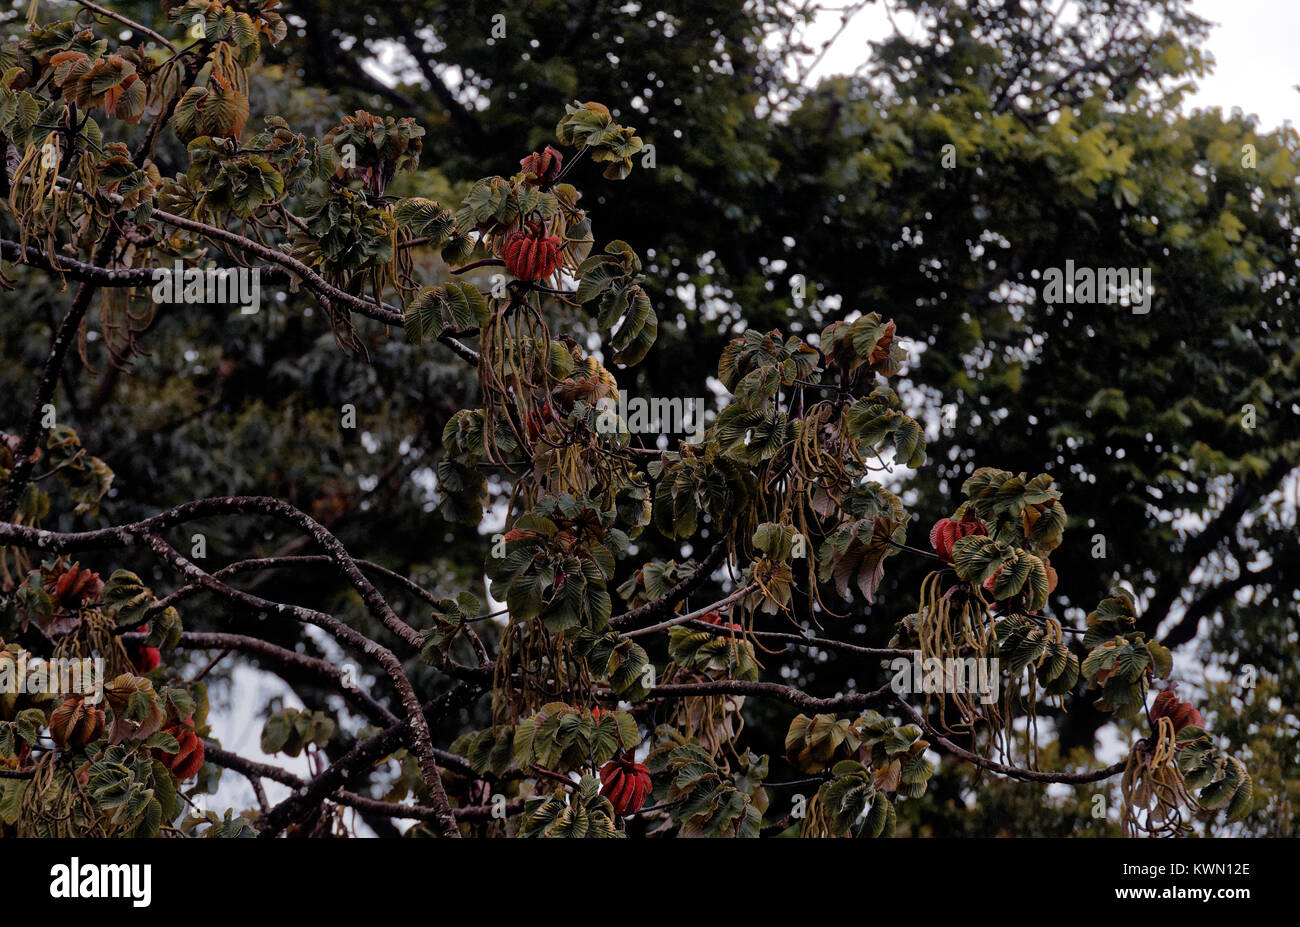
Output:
0,0,1295,838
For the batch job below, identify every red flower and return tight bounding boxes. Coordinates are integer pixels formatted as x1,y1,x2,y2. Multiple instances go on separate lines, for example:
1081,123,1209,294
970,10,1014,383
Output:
500,222,564,281
599,753,652,816
700,610,742,632
929,510,987,562
152,717,205,780
525,401,555,441
520,146,563,185
44,562,103,611
1150,684,1205,734
128,624,161,673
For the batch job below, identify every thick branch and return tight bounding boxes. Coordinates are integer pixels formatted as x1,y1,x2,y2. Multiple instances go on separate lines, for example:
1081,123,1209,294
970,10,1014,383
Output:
389,12,487,147
73,0,177,52
204,742,508,826
145,553,490,668
131,199,480,365
0,495,424,649
256,682,478,837
0,241,114,521
139,532,460,836
125,630,397,726
1159,559,1290,650
36,176,481,366
624,585,757,638
0,239,245,286
681,620,914,659
611,679,896,713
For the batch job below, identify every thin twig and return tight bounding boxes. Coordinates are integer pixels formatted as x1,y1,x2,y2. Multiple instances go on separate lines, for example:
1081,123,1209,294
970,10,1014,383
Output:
74,0,178,52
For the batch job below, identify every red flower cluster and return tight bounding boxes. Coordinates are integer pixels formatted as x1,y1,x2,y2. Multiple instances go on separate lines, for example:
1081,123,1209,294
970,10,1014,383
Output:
500,222,564,281
525,401,555,441
128,624,161,673
700,609,742,633
43,562,103,612
929,510,988,562
152,716,205,780
1151,683,1205,734
520,145,563,185
599,753,653,816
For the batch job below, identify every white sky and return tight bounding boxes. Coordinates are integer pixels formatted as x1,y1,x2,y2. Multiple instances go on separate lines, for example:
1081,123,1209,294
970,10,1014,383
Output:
807,0,1299,130
1185,0,1300,128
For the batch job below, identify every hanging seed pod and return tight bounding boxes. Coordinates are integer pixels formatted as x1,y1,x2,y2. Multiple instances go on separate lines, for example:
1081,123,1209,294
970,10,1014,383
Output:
49,697,106,749
500,222,564,281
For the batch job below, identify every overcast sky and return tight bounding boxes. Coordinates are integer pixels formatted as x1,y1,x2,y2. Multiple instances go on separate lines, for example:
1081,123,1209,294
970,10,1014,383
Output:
809,0,1299,130
1185,0,1300,128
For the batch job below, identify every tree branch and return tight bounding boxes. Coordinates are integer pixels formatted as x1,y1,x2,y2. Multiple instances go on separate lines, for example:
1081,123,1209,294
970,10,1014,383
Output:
610,679,896,713
680,620,914,659
255,681,479,837
623,585,757,638
0,495,424,649
73,0,178,52
0,504,462,836
0,240,114,521
1138,459,1295,637
894,697,1127,785
125,630,397,726
1159,558,1290,650
610,538,730,629
138,531,461,837
204,742,512,827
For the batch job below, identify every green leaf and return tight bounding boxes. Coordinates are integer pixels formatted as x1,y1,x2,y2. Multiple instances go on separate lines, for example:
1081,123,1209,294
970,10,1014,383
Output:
260,712,292,754
951,535,1010,585
862,793,894,837
405,282,489,343
101,570,155,627
394,196,454,244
